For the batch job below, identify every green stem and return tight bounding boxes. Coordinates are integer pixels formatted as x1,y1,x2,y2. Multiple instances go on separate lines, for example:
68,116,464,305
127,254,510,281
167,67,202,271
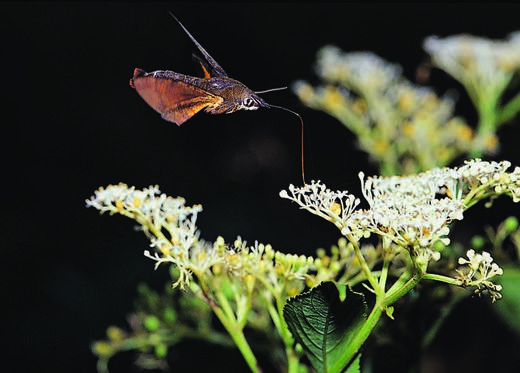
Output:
340,297,384,369
285,349,302,373
275,295,302,373
497,91,520,125
422,273,462,286
470,97,498,158
384,270,423,306
463,181,503,210
259,281,303,373
333,237,404,368
348,234,380,293
209,290,261,373
379,253,391,291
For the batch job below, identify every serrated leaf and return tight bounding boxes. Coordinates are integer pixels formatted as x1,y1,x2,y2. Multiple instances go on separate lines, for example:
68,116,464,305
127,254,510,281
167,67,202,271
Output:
283,281,367,373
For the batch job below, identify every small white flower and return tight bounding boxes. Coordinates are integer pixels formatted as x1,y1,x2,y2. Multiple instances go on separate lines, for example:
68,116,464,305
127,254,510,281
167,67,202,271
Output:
280,180,360,231
456,248,504,302
457,249,503,282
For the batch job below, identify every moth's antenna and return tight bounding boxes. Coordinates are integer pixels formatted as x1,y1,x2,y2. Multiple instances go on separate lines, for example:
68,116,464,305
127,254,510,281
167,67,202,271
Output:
255,87,288,94
267,104,306,185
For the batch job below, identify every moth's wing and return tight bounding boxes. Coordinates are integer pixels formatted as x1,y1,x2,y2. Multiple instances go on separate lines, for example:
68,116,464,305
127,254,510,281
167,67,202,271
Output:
169,13,228,78
192,54,221,79
130,68,223,125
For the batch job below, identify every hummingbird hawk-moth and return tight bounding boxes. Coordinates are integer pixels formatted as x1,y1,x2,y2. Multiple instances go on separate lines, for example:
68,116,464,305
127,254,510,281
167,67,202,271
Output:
129,13,305,182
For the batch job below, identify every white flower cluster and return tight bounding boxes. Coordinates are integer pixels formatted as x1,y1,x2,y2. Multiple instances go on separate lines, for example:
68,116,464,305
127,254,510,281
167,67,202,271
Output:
457,249,504,302
457,159,520,202
86,183,203,247
357,167,464,249
294,45,475,175
86,183,218,288
279,180,360,231
313,46,462,121
87,184,317,291
458,249,504,280
281,160,519,263
316,46,402,92
424,32,520,99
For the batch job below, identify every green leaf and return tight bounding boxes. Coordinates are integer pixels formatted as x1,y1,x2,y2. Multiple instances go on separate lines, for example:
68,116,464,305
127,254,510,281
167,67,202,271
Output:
283,281,367,373
493,266,520,336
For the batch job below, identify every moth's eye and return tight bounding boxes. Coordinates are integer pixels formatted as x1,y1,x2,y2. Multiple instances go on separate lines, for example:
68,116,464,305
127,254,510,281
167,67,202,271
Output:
243,97,255,107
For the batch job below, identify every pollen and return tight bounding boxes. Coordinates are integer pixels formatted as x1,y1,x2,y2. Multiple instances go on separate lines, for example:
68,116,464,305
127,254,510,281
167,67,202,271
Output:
331,202,342,216
115,200,124,210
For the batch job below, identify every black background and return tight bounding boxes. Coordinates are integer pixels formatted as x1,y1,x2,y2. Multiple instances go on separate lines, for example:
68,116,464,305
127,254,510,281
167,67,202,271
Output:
4,3,520,372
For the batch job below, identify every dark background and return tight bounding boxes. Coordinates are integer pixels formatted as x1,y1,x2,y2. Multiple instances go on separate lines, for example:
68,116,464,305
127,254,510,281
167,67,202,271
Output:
4,3,520,372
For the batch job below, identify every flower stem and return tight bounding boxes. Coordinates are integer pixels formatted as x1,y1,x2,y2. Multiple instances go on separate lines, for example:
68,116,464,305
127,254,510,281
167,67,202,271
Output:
342,297,384,367
422,272,463,286
348,234,380,293
275,295,303,373
498,91,520,125
208,289,262,373
383,271,422,306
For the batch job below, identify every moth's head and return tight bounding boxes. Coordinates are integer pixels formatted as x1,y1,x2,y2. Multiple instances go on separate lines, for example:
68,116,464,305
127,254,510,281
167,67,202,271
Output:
207,78,286,115
213,81,270,114
236,91,270,112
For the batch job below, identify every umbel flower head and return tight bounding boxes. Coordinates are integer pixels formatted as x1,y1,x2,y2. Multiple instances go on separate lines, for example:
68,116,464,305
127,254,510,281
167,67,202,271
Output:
424,32,520,154
293,46,475,175
86,160,515,300
86,183,218,288
281,159,518,276
424,32,520,101
281,170,462,266
86,184,314,292
457,249,504,302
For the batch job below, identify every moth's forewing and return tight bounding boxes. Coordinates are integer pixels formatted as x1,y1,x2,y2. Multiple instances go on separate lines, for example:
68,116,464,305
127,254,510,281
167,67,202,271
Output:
130,68,223,125
168,13,228,78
